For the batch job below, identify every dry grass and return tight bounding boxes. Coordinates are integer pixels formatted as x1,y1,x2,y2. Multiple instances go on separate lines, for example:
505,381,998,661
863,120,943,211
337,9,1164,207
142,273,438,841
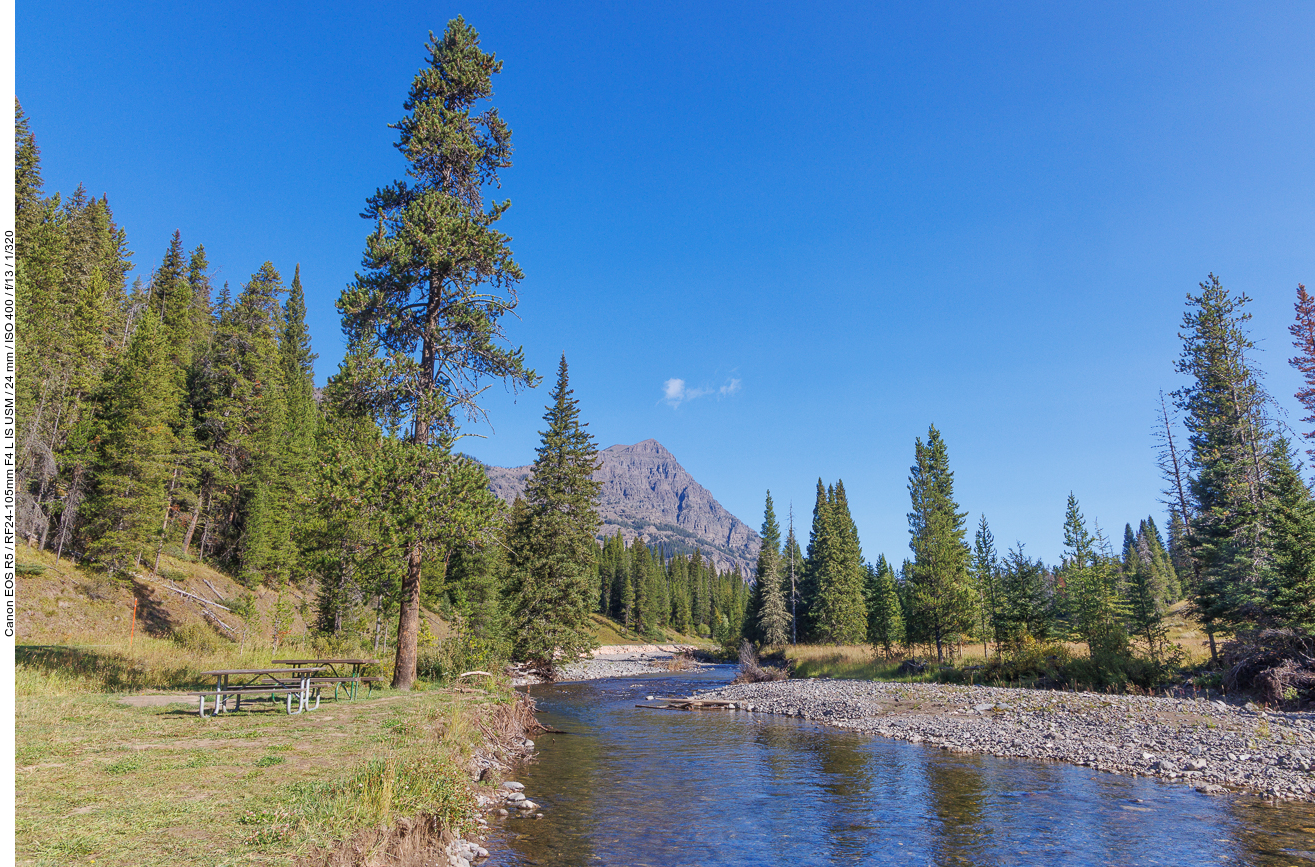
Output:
13,546,527,866
15,678,519,866
589,613,711,649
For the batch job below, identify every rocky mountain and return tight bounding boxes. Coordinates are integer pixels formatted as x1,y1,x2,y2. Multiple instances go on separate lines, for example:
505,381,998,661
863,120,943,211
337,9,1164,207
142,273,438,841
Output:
483,439,760,576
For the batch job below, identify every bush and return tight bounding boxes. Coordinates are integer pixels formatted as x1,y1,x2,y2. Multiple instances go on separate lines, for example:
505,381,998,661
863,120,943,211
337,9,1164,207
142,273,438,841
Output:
16,563,46,576
1221,629,1315,708
733,641,788,683
417,633,509,685
983,638,1070,684
170,622,227,654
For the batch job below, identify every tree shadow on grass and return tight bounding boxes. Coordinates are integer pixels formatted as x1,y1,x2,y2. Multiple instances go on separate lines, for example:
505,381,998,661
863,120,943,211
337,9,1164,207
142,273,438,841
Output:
17,644,200,692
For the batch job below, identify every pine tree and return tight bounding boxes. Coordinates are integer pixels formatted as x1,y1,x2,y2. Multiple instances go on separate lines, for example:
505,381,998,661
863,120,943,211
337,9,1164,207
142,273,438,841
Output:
904,425,975,662
996,543,1052,646
865,555,904,657
1124,532,1172,661
971,515,1001,657
1290,284,1315,460
1061,493,1125,656
782,507,803,644
756,554,790,647
337,19,536,687
196,263,289,581
15,99,45,259
506,356,602,674
797,479,828,641
811,481,867,644
1175,275,1274,643
747,492,783,643
84,313,178,573
277,264,320,579
1264,438,1315,635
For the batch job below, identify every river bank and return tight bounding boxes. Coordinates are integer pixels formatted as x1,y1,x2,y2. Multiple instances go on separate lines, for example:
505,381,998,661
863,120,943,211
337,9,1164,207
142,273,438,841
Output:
510,644,709,685
697,679,1315,803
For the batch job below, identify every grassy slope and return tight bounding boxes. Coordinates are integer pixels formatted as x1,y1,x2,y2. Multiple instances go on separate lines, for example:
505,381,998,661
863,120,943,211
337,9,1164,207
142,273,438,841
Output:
589,613,712,648
14,546,495,865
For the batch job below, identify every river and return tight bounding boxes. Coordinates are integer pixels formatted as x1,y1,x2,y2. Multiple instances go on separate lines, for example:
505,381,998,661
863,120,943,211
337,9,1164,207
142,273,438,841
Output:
486,668,1315,867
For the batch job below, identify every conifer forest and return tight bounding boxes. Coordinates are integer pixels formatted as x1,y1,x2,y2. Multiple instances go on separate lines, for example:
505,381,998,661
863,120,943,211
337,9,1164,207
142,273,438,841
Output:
13,17,1315,695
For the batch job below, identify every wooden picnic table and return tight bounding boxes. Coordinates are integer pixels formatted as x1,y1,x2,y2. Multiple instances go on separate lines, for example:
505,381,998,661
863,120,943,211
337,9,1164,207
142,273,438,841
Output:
270,658,381,701
195,667,323,717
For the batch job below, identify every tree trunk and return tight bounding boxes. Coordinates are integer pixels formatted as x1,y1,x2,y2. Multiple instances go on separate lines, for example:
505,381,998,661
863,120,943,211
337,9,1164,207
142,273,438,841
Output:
391,544,424,690
373,594,384,654
181,486,204,556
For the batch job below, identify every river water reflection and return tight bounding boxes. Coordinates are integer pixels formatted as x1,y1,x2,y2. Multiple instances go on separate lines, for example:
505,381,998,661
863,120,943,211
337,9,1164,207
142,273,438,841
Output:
487,668,1315,866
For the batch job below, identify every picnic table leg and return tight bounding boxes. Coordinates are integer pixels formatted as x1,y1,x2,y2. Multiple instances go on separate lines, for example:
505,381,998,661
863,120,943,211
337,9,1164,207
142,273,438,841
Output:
214,677,225,715
198,694,208,718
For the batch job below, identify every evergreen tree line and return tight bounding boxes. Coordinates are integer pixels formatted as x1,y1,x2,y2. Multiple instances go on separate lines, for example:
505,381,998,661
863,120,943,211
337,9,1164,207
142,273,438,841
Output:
739,275,1315,675
13,20,614,685
596,531,749,644
15,100,318,586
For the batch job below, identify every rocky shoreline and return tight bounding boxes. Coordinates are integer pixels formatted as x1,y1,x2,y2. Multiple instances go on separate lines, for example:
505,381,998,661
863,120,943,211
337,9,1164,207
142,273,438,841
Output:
696,679,1315,803
511,644,709,685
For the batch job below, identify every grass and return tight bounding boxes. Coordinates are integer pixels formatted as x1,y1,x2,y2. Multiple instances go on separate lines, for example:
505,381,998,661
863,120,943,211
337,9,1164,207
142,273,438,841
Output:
15,671,506,866
589,613,711,648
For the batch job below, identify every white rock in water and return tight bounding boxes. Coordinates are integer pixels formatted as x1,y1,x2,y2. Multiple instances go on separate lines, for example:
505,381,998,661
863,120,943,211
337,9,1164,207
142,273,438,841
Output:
501,781,525,791
506,792,526,802
519,800,538,810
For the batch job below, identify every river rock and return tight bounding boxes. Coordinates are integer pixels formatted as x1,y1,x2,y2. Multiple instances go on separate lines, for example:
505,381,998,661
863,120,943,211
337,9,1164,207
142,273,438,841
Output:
501,781,525,791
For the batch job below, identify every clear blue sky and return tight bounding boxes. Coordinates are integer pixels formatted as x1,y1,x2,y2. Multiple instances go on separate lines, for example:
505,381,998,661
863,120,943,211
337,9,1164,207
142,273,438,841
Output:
18,2,1315,565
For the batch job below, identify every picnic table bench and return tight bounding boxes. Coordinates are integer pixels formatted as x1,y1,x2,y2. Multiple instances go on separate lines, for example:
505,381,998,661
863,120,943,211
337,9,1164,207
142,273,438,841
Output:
271,658,382,701
193,668,323,718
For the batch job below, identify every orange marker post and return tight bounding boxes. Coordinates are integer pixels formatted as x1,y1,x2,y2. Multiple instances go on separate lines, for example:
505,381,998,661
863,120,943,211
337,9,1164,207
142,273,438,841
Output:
129,598,138,654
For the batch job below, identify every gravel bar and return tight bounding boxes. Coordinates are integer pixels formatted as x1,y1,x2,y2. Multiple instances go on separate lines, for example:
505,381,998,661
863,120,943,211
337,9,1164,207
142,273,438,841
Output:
696,679,1315,803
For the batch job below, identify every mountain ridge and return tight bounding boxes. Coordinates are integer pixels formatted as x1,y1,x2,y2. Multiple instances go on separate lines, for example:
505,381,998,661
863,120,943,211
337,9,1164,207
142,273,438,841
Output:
483,438,760,575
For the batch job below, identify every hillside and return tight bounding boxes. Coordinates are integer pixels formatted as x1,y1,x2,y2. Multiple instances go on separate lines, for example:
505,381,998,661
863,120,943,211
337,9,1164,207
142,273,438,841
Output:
484,439,761,575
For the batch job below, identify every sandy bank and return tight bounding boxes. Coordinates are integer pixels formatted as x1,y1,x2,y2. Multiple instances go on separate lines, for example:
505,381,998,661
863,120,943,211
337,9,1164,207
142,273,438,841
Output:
696,679,1315,803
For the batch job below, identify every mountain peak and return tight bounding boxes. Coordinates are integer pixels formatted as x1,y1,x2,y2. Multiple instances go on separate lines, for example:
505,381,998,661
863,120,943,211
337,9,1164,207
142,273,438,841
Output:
484,440,759,574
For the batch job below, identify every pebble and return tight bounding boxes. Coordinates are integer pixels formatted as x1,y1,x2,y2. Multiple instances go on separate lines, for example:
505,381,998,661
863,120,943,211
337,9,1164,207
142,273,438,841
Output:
696,679,1315,803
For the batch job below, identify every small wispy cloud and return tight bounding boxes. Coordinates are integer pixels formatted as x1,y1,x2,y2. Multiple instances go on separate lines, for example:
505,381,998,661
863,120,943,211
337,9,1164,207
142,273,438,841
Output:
662,376,742,407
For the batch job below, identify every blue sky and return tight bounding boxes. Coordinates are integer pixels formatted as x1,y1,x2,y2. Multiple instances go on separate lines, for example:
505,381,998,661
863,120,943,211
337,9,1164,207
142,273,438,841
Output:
18,2,1315,565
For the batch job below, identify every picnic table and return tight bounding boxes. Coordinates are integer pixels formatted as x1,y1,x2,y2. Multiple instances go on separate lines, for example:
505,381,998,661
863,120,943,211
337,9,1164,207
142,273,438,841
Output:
270,658,382,701
194,667,323,718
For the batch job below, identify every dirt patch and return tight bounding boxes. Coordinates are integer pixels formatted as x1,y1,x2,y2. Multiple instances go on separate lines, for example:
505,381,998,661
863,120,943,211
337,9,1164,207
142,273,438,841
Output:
118,694,196,708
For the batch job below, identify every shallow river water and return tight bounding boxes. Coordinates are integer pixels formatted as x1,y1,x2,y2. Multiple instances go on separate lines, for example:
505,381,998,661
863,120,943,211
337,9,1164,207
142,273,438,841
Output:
487,668,1315,867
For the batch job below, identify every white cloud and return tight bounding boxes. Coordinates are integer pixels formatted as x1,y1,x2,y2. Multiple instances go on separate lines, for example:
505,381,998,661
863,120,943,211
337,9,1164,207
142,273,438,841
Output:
662,376,742,407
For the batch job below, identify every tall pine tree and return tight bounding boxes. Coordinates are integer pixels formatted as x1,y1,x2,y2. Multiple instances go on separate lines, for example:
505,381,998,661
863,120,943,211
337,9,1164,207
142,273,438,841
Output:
337,19,536,687
904,425,974,662
506,356,602,674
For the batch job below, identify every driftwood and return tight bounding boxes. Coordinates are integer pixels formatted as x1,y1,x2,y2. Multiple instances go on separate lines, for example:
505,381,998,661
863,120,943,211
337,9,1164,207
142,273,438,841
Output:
202,578,226,603
146,577,237,635
159,581,234,612
457,670,497,680
637,697,744,711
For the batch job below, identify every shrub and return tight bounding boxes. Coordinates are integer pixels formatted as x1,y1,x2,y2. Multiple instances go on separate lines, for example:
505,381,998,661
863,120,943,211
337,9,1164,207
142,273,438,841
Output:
170,622,227,654
733,640,788,683
983,638,1070,684
16,563,46,576
417,633,509,684
1222,629,1315,708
